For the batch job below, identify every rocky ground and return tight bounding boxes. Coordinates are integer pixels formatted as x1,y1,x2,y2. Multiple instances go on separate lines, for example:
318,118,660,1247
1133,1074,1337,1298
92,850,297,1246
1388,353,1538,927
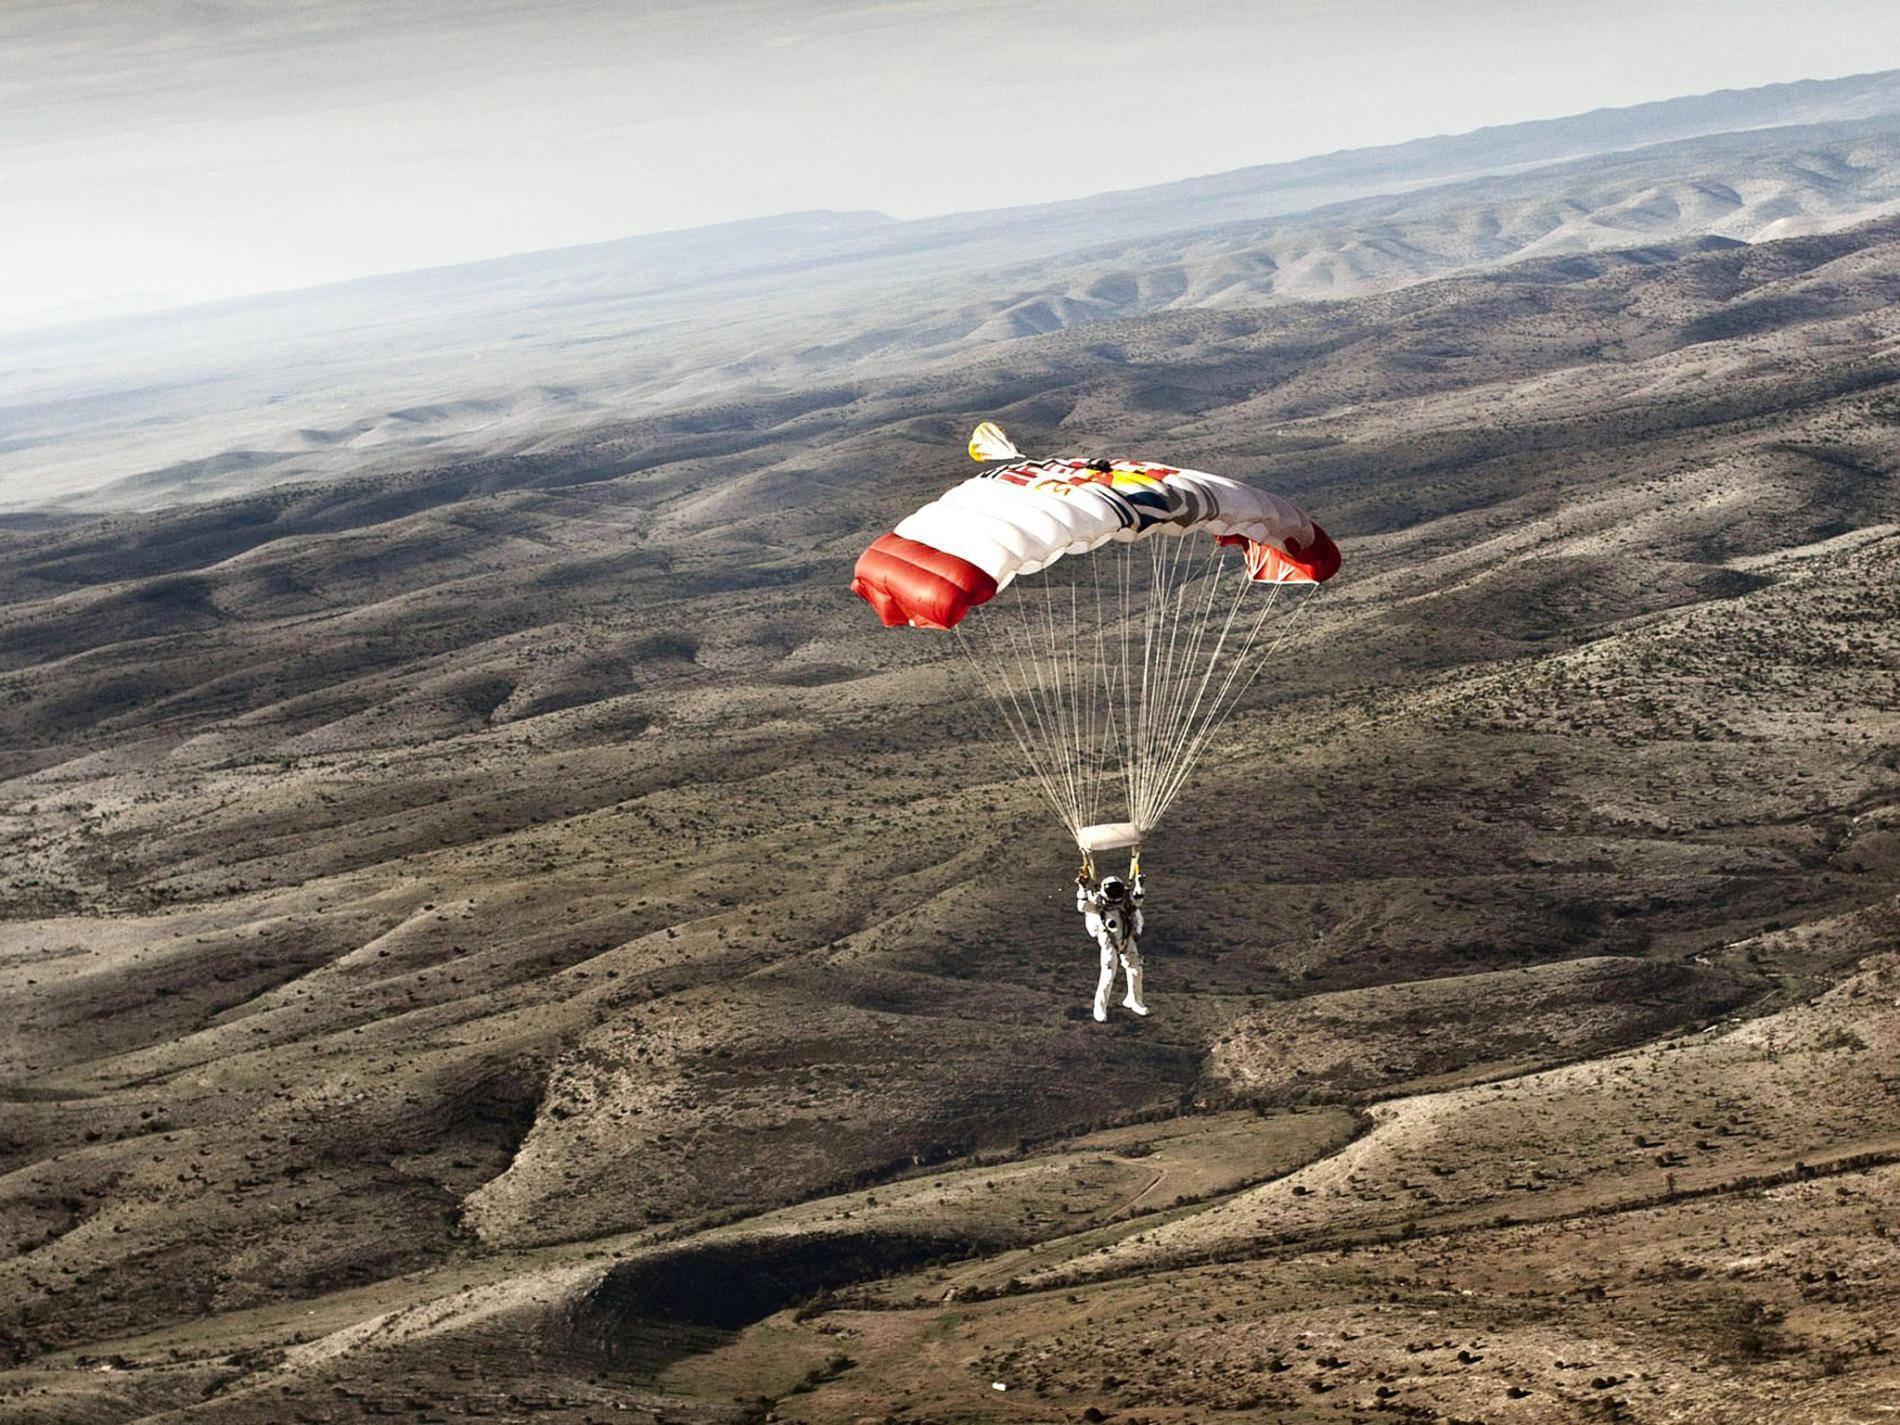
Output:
1,218,1899,1422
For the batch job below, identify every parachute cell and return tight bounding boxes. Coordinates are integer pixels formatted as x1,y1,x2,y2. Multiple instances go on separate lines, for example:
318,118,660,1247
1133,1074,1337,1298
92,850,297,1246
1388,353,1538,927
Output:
854,532,999,630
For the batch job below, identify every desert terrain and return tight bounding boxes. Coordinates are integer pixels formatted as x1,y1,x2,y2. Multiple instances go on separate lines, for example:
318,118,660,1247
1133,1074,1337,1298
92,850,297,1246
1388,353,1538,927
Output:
13,70,1900,512
3,87,1900,1425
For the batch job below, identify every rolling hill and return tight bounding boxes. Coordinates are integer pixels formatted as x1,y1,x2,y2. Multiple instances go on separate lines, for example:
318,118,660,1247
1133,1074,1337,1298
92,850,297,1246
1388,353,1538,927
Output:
1,196,1898,1421
11,71,1900,511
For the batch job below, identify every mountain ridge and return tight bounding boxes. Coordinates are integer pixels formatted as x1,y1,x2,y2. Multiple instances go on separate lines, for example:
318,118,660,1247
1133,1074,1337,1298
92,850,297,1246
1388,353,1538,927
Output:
12,69,1900,514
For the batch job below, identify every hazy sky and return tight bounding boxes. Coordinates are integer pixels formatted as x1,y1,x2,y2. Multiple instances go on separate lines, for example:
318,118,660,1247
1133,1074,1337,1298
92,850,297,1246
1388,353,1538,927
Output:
6,0,1900,327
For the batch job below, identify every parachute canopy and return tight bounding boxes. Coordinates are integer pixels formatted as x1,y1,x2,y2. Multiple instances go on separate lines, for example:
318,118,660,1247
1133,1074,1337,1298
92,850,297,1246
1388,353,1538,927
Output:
850,429,1339,854
852,456,1338,632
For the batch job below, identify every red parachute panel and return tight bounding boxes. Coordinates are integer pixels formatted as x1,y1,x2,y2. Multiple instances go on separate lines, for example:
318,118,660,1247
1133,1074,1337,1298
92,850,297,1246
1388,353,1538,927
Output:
851,532,999,630
1218,523,1341,584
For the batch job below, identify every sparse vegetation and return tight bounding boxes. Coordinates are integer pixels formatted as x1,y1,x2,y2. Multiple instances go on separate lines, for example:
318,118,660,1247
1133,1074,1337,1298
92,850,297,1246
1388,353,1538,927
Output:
2,151,1900,1425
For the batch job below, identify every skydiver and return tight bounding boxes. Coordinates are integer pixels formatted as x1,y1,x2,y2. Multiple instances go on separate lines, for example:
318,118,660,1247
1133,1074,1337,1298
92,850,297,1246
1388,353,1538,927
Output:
1076,864,1148,1022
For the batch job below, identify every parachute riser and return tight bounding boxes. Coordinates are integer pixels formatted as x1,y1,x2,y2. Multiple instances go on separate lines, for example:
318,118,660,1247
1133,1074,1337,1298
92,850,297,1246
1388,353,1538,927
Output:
1077,848,1141,887
1077,821,1141,885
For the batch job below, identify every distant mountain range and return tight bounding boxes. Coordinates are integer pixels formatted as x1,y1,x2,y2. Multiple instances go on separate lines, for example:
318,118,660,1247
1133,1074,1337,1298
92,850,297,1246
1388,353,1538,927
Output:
9,68,1900,510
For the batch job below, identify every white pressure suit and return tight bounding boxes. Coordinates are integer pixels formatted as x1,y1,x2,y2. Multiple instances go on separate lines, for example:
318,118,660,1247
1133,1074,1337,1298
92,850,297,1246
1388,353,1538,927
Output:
1078,874,1148,1021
